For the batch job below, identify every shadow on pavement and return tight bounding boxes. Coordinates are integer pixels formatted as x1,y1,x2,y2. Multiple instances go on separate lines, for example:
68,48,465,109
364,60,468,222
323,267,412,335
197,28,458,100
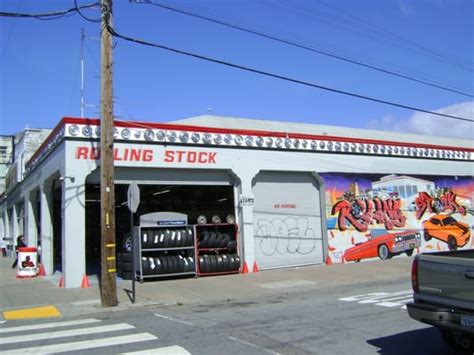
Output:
367,327,457,355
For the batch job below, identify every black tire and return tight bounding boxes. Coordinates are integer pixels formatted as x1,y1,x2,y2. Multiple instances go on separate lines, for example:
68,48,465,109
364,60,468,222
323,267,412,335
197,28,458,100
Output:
169,230,177,248
117,252,133,263
160,256,169,274
141,257,149,275
448,236,457,251
220,234,230,248
187,228,194,246
199,256,205,273
202,255,210,273
154,256,162,274
234,255,241,271
141,233,150,249
175,255,183,273
199,231,210,248
157,231,165,248
221,254,230,271
208,232,218,248
120,262,133,272
168,256,177,273
175,230,183,248
227,240,237,250
423,230,431,241
216,255,224,272
378,244,391,260
121,271,134,280
163,230,171,248
440,329,474,353
209,255,217,272
406,249,414,257
149,257,157,274
214,233,224,248
188,256,195,272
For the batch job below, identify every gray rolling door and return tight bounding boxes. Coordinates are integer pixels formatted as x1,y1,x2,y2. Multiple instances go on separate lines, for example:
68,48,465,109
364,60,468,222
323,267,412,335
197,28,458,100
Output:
253,171,323,269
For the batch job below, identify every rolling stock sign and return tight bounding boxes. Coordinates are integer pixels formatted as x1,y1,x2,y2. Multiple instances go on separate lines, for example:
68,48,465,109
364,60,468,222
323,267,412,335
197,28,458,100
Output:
74,146,217,165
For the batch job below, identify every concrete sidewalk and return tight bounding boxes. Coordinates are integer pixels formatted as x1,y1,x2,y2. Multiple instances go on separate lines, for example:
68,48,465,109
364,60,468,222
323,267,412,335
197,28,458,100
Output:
0,254,413,320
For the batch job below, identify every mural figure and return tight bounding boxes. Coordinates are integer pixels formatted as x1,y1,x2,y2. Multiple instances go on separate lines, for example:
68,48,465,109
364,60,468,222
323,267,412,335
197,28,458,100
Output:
322,173,473,264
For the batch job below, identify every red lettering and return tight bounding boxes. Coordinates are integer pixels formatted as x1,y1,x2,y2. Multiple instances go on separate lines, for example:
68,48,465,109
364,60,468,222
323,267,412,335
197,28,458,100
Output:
164,150,174,162
113,148,122,161
415,192,434,219
188,151,197,163
91,147,100,160
332,196,406,232
198,152,207,163
208,152,216,164
129,149,140,161
143,150,153,162
176,151,185,162
76,147,89,159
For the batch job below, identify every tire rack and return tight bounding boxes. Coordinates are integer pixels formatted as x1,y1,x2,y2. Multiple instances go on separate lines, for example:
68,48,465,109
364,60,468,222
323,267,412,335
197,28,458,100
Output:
195,223,241,276
137,225,196,281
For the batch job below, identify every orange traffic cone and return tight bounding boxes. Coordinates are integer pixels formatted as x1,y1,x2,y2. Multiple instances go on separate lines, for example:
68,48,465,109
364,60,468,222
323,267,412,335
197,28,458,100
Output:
241,261,249,274
81,275,90,288
325,255,333,265
38,263,46,276
58,275,64,288
252,261,259,273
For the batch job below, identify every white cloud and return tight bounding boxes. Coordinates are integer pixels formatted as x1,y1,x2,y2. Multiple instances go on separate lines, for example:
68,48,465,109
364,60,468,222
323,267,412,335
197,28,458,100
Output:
366,101,474,140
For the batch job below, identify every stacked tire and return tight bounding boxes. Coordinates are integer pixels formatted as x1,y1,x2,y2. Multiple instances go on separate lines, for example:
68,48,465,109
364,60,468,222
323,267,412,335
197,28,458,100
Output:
198,231,236,250
198,254,240,274
141,228,194,249
141,255,196,275
117,252,134,280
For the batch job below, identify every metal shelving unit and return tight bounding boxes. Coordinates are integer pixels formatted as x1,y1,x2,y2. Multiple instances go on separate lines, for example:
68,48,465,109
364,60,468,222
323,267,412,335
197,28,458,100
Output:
135,212,196,281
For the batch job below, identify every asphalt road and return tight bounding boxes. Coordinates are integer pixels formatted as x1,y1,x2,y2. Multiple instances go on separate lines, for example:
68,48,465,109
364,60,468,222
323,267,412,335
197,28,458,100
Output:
0,276,457,354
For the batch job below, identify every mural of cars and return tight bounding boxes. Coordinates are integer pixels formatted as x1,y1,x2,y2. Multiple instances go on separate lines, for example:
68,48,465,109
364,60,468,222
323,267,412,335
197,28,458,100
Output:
343,229,422,262
422,214,471,250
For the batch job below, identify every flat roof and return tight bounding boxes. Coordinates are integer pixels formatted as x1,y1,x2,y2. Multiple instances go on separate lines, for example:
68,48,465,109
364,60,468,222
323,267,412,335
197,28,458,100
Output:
172,115,473,149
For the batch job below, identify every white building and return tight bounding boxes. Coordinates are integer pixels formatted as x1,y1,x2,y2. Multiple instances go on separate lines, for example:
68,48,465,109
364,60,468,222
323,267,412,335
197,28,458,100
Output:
0,115,472,288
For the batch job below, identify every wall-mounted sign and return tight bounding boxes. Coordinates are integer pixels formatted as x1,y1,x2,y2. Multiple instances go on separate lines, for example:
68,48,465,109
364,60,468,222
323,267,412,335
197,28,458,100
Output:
239,195,255,206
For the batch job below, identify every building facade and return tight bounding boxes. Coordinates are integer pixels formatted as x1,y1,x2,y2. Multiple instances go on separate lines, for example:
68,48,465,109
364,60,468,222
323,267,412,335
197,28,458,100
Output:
0,115,472,288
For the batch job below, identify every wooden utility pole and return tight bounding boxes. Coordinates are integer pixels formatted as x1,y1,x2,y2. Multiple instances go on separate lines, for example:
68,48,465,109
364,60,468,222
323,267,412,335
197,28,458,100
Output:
100,0,117,307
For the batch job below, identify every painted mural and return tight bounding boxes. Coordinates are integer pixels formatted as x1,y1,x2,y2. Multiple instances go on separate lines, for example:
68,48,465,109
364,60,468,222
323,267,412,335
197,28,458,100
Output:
320,173,474,264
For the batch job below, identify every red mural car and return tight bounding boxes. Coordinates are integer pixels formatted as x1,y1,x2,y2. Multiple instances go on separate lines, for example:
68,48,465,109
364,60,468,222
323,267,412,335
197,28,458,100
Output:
344,229,422,262
422,214,471,250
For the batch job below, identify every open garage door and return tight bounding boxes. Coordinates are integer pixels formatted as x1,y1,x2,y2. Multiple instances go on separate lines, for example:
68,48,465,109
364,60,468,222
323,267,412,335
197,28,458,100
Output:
253,171,323,270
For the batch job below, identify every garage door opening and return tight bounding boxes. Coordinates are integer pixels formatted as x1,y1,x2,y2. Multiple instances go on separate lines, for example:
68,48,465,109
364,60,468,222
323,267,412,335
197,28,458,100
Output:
85,184,235,275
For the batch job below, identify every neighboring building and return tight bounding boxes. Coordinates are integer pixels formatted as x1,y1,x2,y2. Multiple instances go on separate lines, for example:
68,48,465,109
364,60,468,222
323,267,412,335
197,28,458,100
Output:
4,128,52,193
371,175,436,199
0,135,14,196
1,128,51,248
0,115,472,288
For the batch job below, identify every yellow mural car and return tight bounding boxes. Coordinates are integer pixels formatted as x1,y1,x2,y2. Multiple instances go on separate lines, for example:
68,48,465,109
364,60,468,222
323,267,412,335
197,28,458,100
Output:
422,214,471,250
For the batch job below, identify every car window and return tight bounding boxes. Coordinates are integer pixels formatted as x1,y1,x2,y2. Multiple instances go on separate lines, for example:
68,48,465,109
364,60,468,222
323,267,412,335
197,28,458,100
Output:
442,216,456,225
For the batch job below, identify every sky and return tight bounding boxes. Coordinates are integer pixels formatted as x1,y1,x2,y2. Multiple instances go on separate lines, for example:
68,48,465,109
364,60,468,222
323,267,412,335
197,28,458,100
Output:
0,0,473,139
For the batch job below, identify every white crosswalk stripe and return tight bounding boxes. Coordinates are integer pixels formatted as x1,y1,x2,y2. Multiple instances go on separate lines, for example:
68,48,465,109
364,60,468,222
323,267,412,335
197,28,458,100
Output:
339,289,413,309
0,318,190,354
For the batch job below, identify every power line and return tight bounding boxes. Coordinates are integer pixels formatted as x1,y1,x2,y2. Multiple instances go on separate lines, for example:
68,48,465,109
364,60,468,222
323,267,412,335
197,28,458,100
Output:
107,25,473,123
0,2,99,20
133,0,473,98
74,0,101,23
316,0,474,73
